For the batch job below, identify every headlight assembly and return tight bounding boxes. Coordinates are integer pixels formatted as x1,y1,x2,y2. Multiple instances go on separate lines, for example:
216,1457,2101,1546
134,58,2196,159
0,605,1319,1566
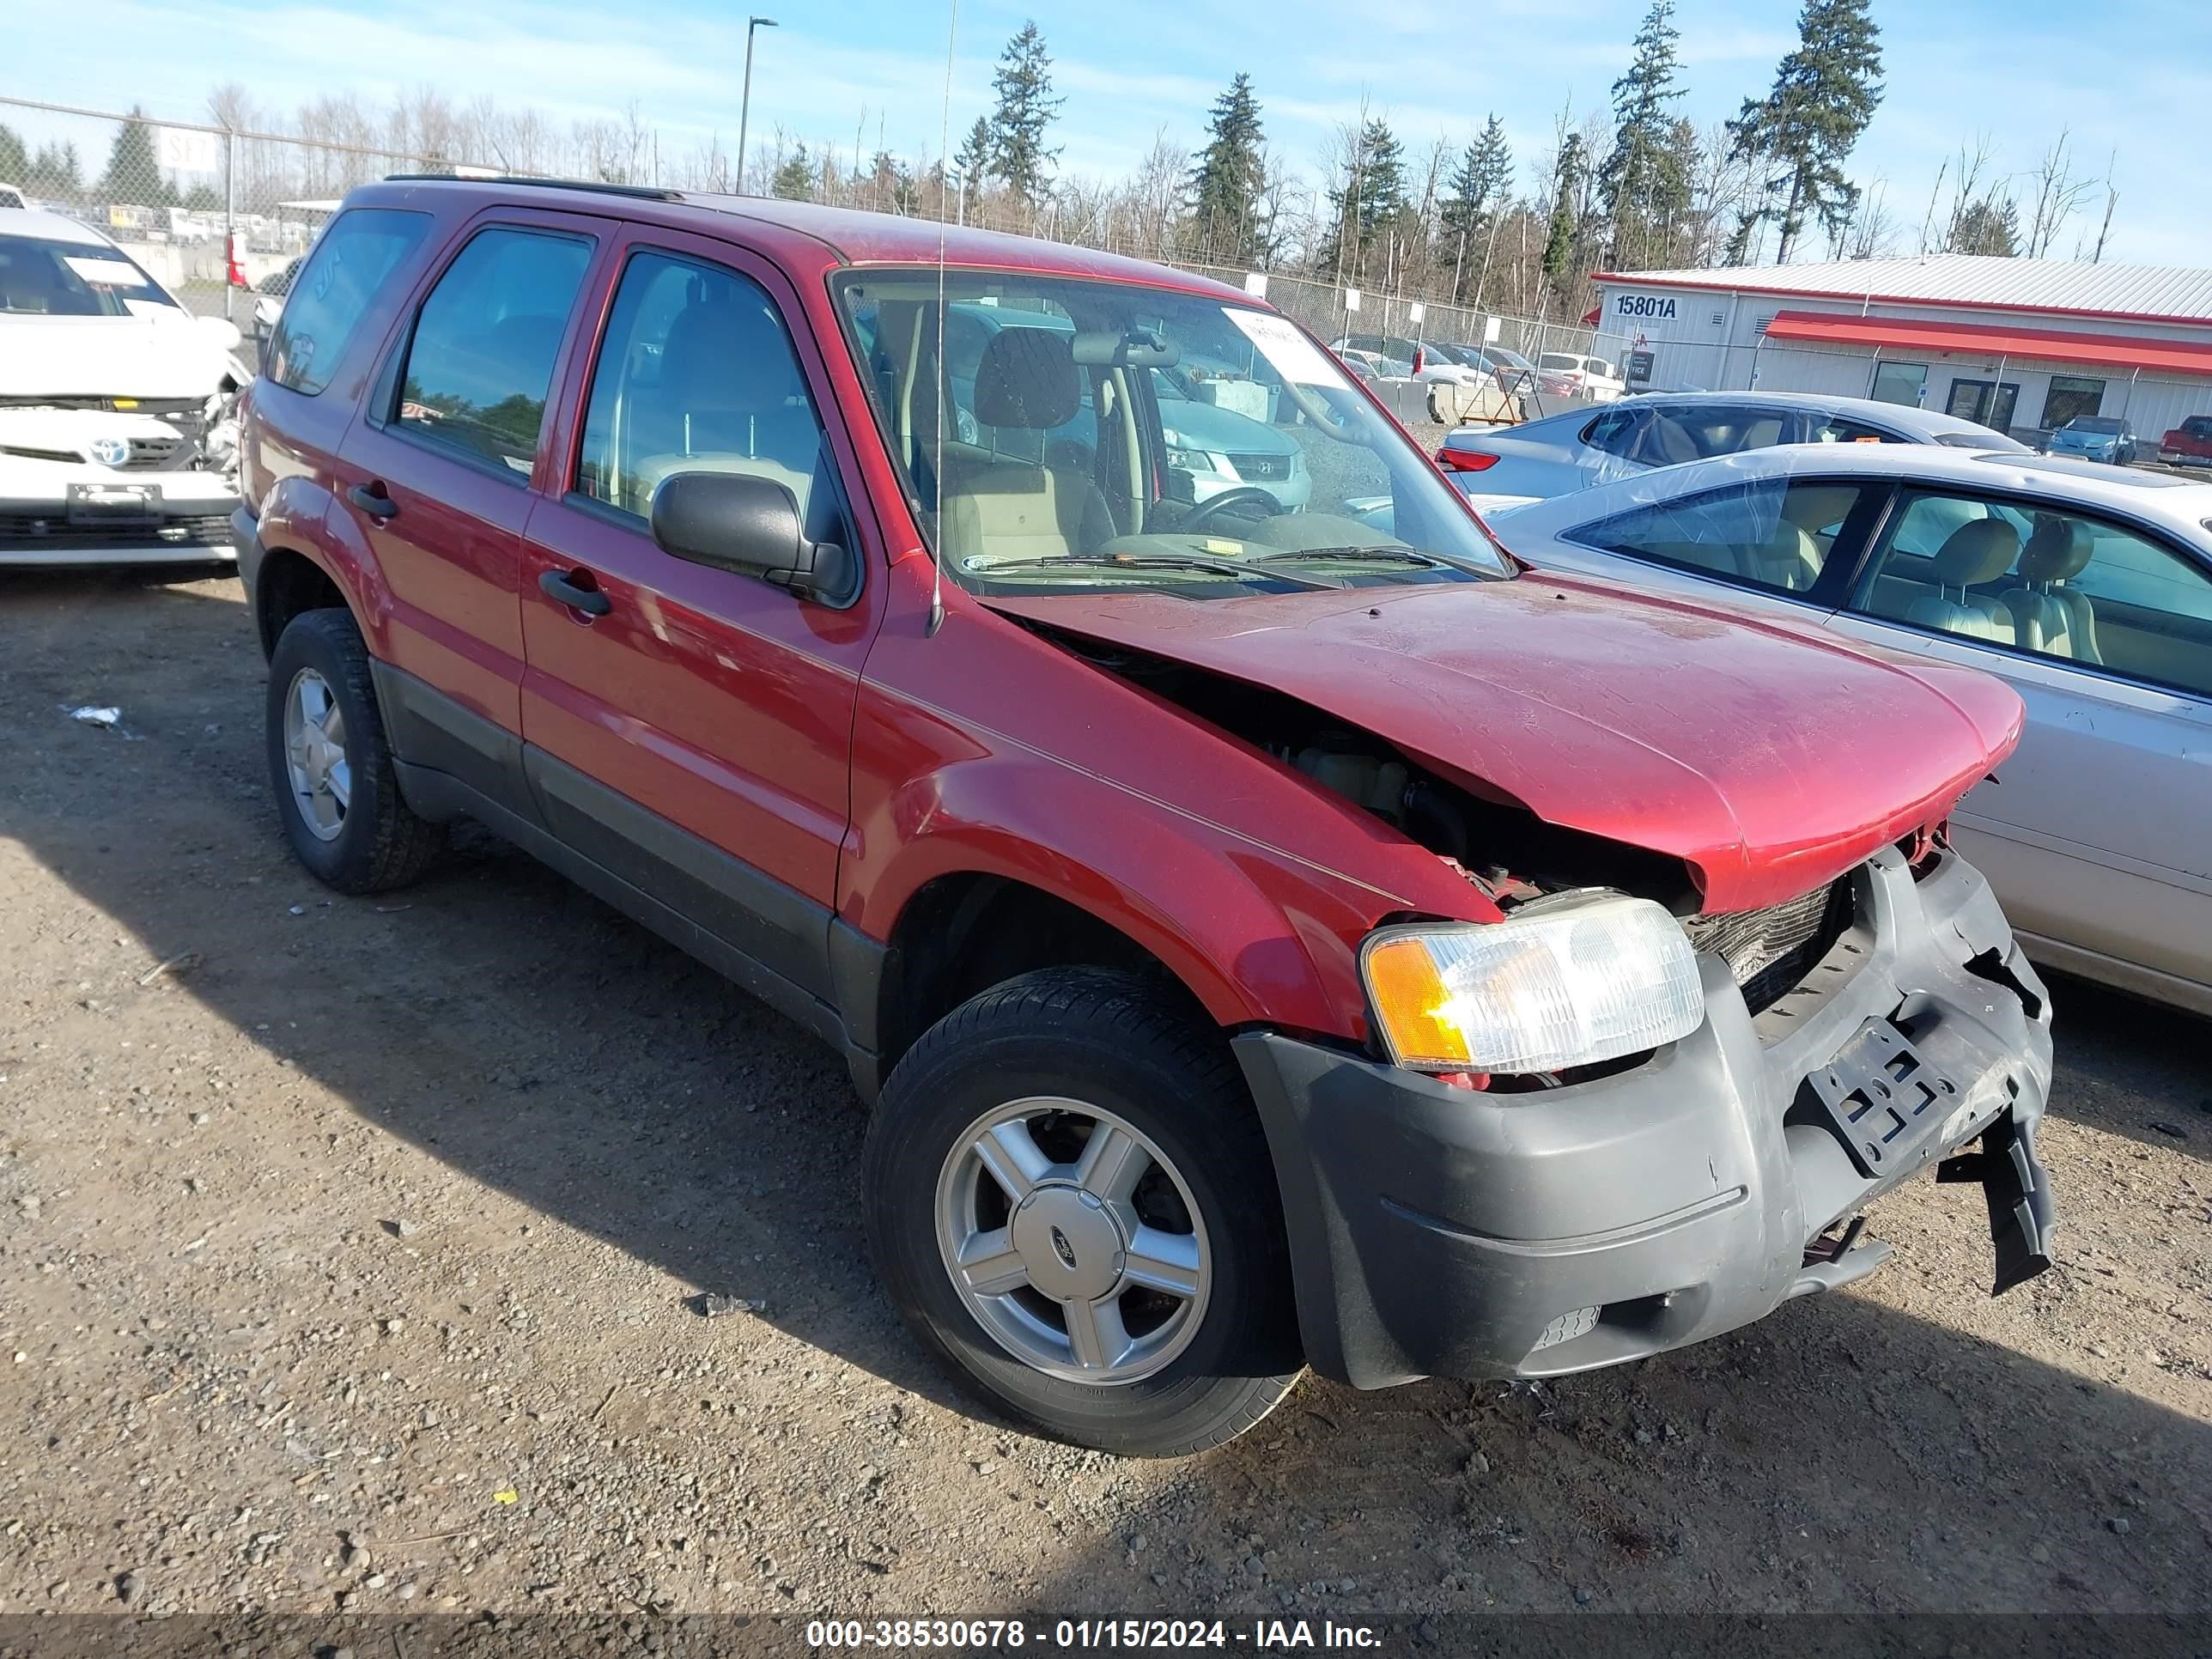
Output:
1361,894,1705,1075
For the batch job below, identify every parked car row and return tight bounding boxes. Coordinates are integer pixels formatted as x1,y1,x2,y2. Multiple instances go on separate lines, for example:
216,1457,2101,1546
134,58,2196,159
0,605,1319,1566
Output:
191,176,2071,1460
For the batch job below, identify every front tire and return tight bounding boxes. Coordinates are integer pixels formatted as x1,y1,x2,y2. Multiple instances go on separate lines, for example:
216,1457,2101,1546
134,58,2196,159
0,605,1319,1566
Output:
265,607,443,894
862,968,1304,1456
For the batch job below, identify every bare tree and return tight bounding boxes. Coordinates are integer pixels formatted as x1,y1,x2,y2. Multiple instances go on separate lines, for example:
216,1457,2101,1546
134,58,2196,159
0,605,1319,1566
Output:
2024,128,2098,258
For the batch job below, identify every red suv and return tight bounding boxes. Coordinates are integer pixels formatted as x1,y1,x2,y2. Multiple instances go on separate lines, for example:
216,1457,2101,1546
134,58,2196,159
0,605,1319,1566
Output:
234,178,2056,1455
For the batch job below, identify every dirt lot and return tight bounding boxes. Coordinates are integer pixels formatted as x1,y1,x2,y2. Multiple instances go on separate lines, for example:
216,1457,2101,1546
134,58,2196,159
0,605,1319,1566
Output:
2,570,2209,1650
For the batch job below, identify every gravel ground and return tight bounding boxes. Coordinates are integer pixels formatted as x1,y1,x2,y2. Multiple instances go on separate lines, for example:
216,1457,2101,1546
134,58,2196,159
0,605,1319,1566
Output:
1,570,2208,1650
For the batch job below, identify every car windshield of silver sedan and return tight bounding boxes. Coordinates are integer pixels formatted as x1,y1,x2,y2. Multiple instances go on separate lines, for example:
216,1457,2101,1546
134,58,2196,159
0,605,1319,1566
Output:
0,234,177,318
835,270,1510,596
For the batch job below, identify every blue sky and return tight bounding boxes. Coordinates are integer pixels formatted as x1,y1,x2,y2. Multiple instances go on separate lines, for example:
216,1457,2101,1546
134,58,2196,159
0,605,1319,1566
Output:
9,0,2209,265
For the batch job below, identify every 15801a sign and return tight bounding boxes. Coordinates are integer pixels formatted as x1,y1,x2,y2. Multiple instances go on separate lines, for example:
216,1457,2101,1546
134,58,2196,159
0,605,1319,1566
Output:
1611,292,1680,320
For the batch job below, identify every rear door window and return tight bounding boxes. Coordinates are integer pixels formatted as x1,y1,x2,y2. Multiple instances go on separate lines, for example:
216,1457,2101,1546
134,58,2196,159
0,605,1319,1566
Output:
1634,404,1790,466
392,226,594,477
265,208,430,396
1581,406,1644,460
1565,477,1869,595
1808,415,1906,445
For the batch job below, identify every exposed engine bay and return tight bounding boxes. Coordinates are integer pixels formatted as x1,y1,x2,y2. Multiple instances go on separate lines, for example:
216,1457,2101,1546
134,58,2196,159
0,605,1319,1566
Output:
1036,625,1703,915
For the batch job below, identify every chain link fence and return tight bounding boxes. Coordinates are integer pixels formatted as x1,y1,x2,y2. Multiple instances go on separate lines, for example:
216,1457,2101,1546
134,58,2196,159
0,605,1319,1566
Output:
1,94,502,329
30,90,2193,457
1,93,1610,382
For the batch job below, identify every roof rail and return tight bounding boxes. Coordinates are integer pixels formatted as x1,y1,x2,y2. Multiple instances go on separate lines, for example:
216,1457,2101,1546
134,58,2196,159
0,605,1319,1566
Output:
380,173,684,203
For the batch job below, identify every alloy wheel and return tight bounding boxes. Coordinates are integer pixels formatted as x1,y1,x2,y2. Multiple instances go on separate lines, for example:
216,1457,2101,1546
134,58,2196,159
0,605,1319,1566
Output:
934,1097,1212,1385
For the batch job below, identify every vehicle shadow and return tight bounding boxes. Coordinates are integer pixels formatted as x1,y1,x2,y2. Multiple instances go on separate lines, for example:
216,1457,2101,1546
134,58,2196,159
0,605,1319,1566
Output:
3,574,2208,1620
994,1279,2212,1619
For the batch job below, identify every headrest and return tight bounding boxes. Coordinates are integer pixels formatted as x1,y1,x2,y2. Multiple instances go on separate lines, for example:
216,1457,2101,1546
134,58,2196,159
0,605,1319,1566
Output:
2018,515,2093,584
1780,484,1860,534
662,297,803,414
974,328,1079,428
1931,518,2021,586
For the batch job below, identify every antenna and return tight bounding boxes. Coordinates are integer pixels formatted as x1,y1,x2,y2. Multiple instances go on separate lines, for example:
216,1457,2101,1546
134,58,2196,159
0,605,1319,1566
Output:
927,0,960,638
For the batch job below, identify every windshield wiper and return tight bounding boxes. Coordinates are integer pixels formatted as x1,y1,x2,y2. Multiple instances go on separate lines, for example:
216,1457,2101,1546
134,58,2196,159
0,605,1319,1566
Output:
1250,543,1441,567
975,553,1345,590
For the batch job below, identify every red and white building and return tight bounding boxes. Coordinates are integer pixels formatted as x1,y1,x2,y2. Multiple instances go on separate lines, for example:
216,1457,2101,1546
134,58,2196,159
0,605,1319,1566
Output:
1589,254,2212,444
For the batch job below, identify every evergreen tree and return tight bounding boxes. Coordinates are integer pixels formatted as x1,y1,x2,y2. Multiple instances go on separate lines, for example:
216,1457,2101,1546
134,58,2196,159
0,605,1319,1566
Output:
1727,0,1884,263
1318,117,1407,285
986,21,1064,205
770,143,813,202
1540,131,1589,307
0,124,28,187
1184,73,1267,265
98,108,177,207
1438,115,1513,301
1596,1,1689,270
1947,194,2020,256
27,142,86,201
952,118,993,198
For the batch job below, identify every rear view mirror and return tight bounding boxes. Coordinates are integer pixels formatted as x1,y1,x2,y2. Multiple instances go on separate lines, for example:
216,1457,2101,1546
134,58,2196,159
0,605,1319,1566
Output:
649,470,856,605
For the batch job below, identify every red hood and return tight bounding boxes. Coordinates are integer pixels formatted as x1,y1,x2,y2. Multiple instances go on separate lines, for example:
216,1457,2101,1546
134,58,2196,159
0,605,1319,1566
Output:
986,574,2023,915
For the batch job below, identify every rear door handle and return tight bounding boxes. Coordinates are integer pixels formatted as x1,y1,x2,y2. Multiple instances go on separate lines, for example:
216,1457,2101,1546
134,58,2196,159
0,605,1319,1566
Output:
346,481,399,520
539,568,611,617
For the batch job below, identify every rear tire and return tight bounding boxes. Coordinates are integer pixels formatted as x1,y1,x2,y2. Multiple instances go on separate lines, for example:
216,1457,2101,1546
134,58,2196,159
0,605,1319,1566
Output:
862,967,1304,1456
265,607,443,894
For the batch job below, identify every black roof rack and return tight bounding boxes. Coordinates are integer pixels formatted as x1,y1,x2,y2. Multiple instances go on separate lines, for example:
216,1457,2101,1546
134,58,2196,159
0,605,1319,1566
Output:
380,173,684,203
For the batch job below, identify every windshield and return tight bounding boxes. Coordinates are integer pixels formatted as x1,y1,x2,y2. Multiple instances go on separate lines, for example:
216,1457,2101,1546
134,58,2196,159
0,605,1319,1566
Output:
2069,416,2125,434
834,270,1510,598
1486,346,1535,371
0,234,176,317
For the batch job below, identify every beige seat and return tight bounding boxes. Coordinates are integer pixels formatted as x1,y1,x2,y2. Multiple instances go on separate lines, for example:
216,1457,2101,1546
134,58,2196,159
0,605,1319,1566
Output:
2002,516,2102,663
1741,521,1822,591
1901,519,2020,642
1738,483,1856,592
939,329,1114,566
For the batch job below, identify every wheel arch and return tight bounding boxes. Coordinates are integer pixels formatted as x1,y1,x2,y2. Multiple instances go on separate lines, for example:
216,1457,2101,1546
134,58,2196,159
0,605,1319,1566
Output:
863,872,1224,1086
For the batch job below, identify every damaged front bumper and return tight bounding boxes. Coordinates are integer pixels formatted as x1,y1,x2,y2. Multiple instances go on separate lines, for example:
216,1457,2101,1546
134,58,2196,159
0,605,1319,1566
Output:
1235,844,2055,1389
0,402,240,567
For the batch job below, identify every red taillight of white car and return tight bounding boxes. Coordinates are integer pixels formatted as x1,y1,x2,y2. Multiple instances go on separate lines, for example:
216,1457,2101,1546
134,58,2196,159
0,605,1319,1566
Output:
1436,448,1500,473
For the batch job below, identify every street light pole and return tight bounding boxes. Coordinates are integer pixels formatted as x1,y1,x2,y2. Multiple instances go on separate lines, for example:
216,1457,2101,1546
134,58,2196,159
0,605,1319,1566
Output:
735,15,779,195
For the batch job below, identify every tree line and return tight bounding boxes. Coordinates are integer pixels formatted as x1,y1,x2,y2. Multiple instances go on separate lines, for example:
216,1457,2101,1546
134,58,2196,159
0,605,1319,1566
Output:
3,0,2125,329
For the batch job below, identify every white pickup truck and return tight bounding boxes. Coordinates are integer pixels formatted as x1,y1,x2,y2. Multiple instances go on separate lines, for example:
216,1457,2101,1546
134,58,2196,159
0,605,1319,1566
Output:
0,206,250,567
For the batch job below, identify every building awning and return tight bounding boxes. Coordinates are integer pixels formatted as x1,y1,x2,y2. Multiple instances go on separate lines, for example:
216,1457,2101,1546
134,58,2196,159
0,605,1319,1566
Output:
1762,309,2212,377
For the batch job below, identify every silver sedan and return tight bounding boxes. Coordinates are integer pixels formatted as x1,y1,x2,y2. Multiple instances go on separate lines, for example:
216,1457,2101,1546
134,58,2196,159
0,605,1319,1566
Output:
1482,444,2212,1015
1437,390,2026,515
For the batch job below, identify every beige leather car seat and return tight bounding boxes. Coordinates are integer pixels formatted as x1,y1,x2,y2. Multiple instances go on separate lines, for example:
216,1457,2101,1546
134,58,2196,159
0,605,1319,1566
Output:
2002,517,2102,663
1903,519,2021,641
939,329,1115,567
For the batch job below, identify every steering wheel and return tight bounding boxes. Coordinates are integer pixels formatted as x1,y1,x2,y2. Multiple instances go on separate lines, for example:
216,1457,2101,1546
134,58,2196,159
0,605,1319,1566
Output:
1179,486,1285,536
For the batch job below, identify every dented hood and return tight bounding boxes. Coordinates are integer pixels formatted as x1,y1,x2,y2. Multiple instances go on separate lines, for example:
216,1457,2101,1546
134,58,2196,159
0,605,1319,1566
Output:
985,574,2023,915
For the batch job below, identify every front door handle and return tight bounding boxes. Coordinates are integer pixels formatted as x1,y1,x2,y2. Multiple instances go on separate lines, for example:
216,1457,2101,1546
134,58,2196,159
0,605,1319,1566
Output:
539,568,611,617
345,481,399,521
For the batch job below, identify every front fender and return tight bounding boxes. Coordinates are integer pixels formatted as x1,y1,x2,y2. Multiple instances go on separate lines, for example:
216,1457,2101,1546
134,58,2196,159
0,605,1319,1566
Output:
842,745,1434,1046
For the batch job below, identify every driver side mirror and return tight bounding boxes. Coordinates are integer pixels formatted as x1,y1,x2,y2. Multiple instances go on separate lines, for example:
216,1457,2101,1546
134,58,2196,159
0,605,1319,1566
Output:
649,470,857,605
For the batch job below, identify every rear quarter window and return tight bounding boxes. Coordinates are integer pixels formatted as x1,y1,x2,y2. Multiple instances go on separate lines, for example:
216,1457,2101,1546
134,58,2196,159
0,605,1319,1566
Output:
266,208,432,397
